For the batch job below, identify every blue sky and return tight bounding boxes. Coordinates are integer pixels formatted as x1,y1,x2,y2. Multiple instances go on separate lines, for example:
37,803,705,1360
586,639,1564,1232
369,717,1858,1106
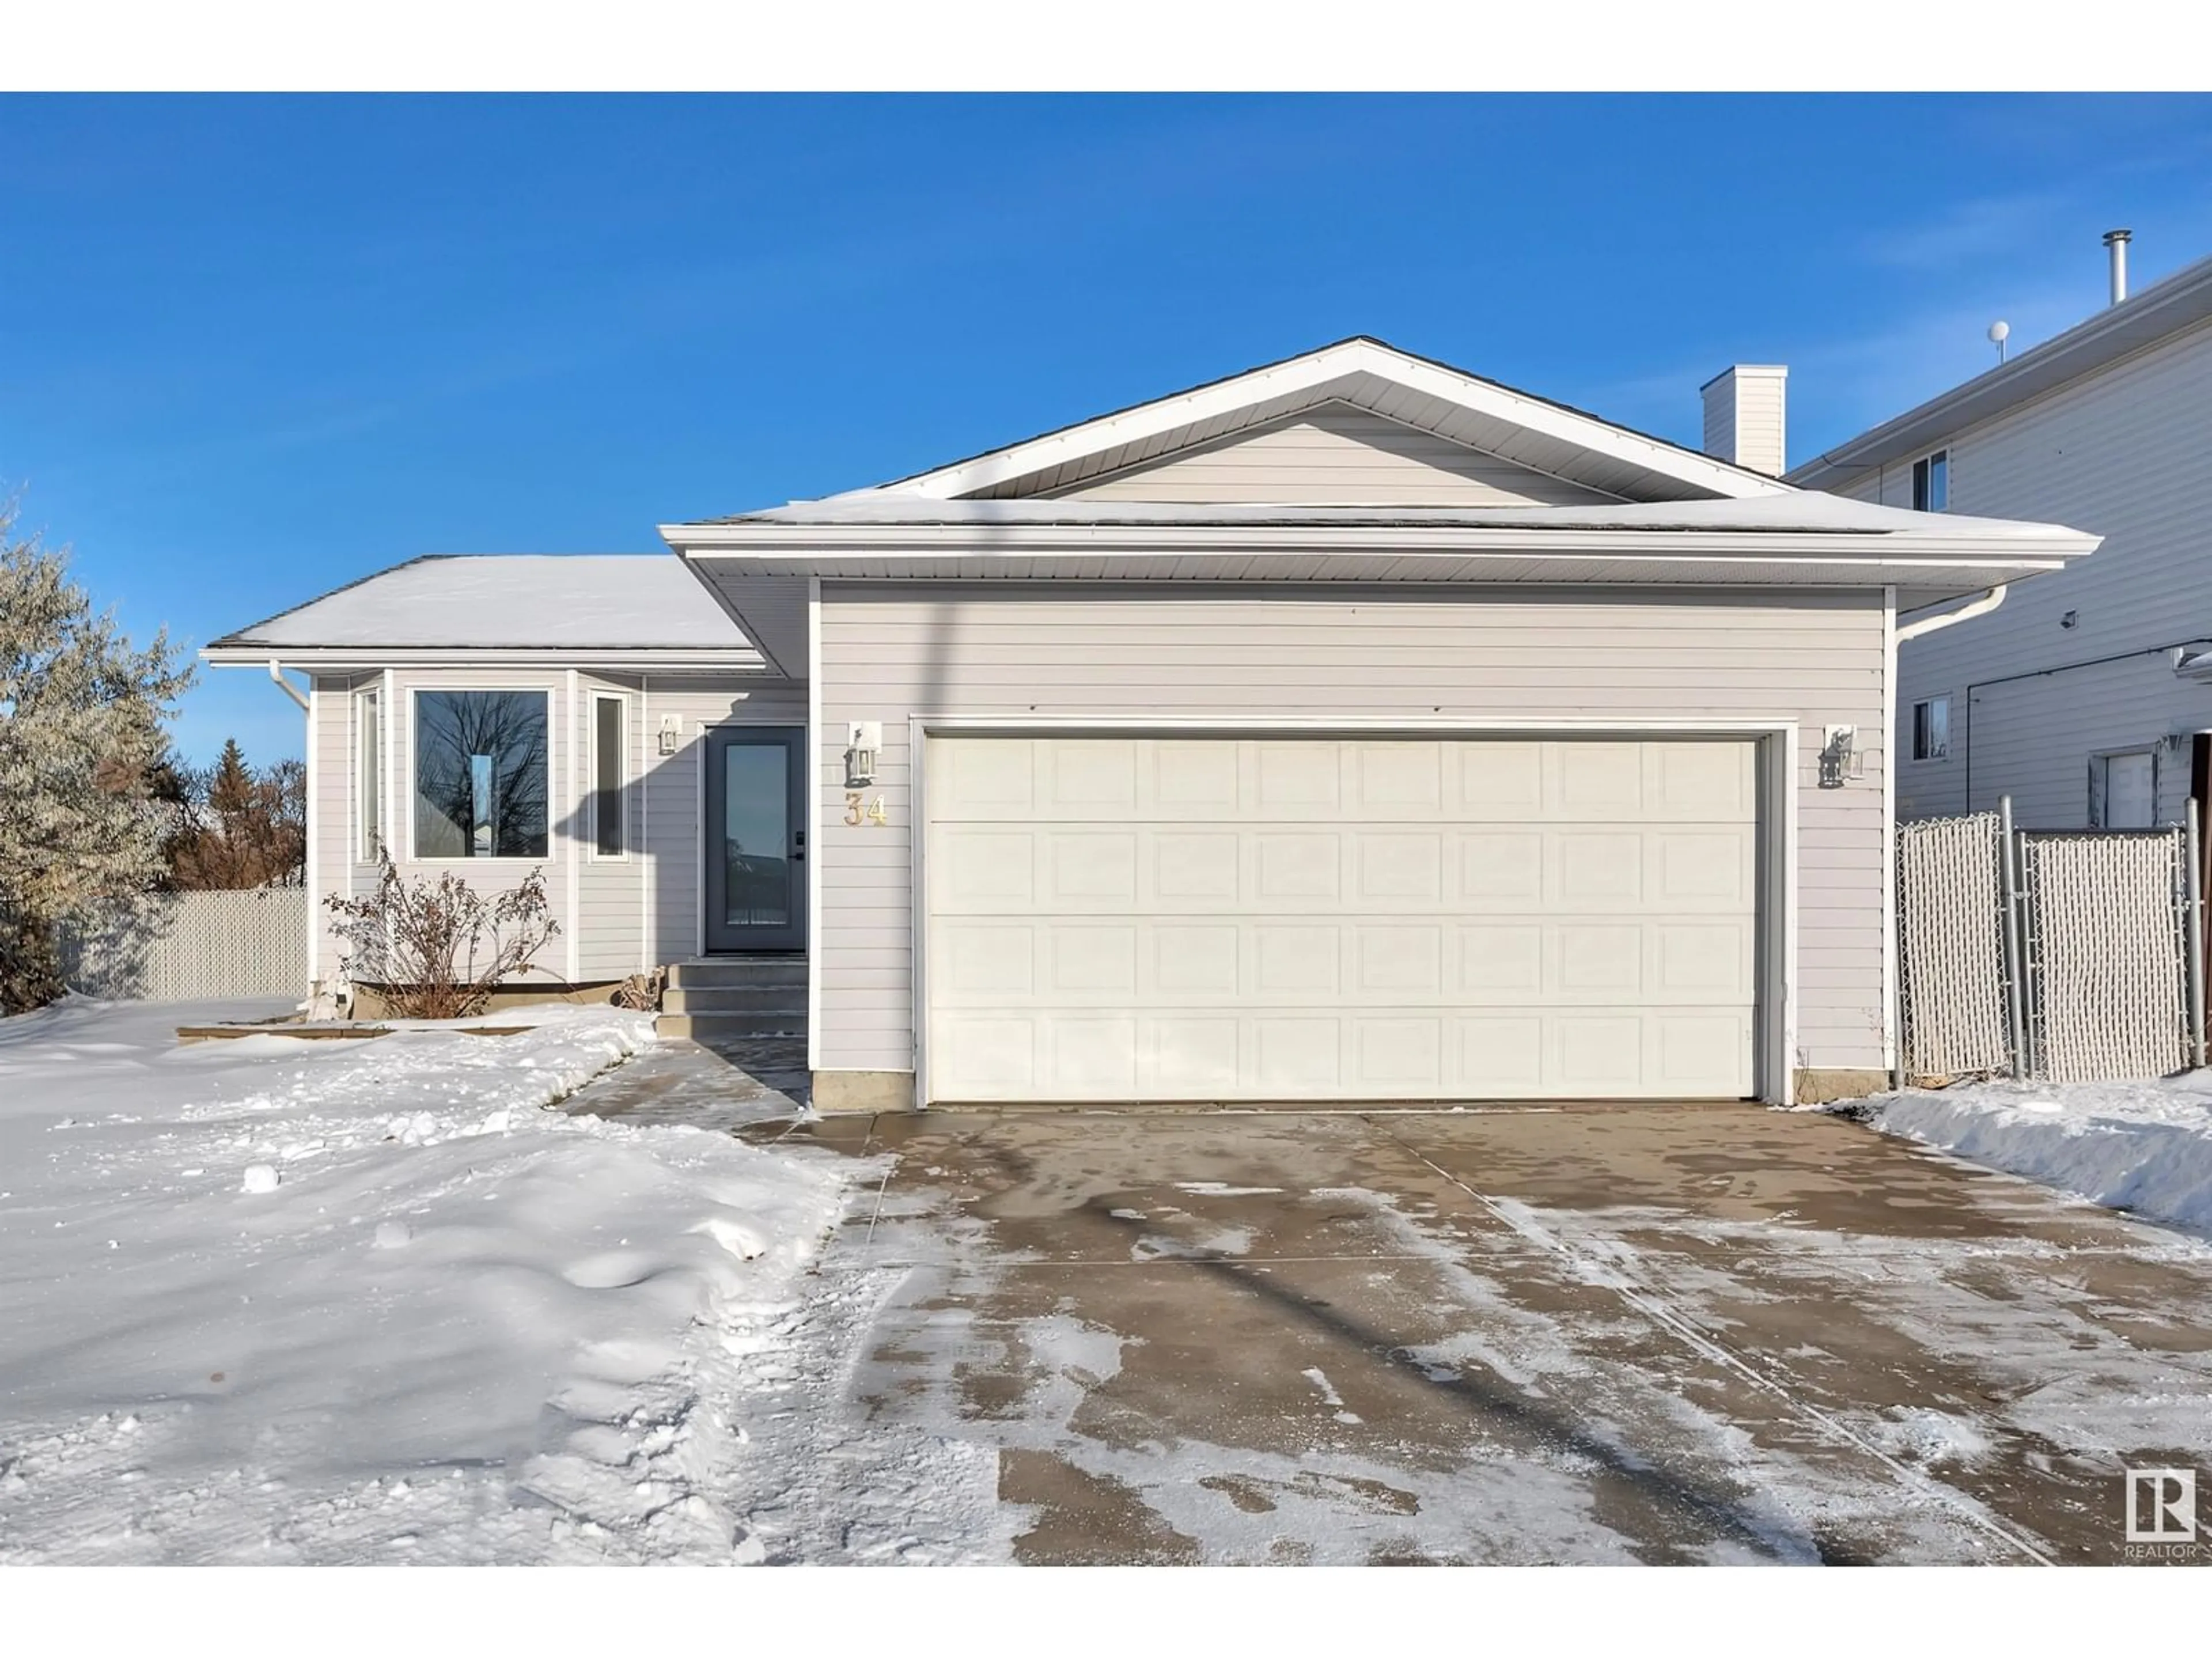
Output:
7,93,2212,766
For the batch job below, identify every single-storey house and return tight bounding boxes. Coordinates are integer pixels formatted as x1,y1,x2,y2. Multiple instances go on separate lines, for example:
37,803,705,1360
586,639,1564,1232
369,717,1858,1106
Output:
205,338,2097,1110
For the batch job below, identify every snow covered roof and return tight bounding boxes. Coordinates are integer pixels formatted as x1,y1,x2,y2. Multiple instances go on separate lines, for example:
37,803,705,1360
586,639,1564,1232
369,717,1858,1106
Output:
699,491,2085,539
204,554,762,669
657,335,2099,610
666,488,2099,613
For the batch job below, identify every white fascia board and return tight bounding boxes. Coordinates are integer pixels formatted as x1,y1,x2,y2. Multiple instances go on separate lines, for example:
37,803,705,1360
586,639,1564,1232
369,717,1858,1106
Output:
671,520,2097,563
687,557,2080,596
199,645,769,671
850,340,1792,503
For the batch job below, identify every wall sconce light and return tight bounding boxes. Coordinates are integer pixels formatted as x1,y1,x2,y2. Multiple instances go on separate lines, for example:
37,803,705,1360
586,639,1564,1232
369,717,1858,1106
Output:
844,721,882,789
657,715,681,756
1820,725,1863,789
2061,610,2080,629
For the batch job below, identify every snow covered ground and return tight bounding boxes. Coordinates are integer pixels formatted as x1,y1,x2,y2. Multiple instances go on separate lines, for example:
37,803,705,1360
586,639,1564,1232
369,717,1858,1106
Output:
0,998,865,1564
1850,1073,2212,1236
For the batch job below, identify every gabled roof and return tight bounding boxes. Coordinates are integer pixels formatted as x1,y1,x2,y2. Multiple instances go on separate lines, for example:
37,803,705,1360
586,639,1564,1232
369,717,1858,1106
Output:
1787,249,2212,491
661,336,2101,616
203,554,764,669
817,336,1796,507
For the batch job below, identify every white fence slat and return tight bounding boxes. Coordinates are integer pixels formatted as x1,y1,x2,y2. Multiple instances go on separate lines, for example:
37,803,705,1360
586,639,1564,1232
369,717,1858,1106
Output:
2021,830,2191,1083
1896,812,2011,1078
57,888,308,1001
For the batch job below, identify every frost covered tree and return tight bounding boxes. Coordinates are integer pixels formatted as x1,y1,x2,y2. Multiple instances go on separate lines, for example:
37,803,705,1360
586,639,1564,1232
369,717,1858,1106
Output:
0,504,194,1012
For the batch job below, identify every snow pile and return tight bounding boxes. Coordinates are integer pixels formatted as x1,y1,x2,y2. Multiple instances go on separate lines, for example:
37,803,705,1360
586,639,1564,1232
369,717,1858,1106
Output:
0,997,854,1564
1855,1073,2212,1234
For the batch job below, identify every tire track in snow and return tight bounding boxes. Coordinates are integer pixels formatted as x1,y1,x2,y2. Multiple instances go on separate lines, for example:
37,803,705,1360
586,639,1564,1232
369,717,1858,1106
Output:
1365,1116,2058,1566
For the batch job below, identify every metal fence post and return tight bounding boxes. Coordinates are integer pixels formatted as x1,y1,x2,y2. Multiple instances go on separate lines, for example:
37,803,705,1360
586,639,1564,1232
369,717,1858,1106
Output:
2188,798,2206,1071
1998,796,2031,1078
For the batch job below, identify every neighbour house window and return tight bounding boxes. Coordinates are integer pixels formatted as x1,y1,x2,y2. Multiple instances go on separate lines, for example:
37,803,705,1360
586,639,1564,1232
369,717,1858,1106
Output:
1911,697,1950,762
592,694,626,857
357,688,382,858
1912,449,1949,512
413,690,550,859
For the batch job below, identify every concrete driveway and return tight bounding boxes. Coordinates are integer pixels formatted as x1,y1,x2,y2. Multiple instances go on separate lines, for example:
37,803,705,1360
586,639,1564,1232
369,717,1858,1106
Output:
756,1103,2212,1565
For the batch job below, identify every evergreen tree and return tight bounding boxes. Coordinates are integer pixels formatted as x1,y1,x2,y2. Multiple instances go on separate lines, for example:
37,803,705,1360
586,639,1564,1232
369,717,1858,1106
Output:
0,502,193,1012
160,740,306,892
208,738,252,821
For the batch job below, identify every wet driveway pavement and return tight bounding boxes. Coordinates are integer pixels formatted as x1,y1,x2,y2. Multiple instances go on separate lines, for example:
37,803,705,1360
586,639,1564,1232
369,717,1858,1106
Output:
747,1103,2212,1565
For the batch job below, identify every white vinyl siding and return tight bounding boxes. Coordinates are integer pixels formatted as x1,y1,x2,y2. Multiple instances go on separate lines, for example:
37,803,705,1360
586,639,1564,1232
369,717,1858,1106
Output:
636,680,809,967
816,584,1887,1082
1842,315,2212,826
308,668,796,986
926,735,1758,1103
1053,403,1624,507
1900,656,2200,827
1701,368,1787,476
309,675,368,986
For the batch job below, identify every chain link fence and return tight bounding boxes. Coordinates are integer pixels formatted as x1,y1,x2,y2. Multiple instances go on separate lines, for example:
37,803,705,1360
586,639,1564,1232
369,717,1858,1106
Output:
1896,801,2205,1085
2021,829,2196,1082
1896,812,2013,1078
56,888,308,1002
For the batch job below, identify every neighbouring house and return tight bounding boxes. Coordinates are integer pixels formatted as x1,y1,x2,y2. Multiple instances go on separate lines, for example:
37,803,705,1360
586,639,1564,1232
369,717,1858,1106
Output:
204,338,2097,1109
1789,233,2212,832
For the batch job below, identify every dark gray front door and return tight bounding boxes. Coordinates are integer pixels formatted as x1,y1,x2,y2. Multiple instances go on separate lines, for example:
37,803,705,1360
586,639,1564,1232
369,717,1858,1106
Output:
703,728,805,953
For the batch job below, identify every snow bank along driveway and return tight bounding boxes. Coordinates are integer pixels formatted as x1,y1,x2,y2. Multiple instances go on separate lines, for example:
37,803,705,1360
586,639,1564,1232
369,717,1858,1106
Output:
1854,1074,2212,1238
0,999,862,1565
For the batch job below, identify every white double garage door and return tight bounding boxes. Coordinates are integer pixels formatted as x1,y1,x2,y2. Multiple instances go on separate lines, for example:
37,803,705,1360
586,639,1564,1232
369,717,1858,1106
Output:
923,734,1762,1103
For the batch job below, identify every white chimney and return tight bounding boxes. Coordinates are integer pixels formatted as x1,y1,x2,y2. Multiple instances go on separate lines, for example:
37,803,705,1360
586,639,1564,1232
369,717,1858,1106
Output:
2104,228,2132,305
1700,364,1789,476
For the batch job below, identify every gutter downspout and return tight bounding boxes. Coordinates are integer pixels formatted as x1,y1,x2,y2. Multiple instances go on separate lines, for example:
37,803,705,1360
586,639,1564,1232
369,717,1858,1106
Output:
267,658,310,711
1892,585,2009,1086
1896,585,2008,645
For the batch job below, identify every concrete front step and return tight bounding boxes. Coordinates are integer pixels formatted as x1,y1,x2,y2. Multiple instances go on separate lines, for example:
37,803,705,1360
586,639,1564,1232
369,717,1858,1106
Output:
667,957,806,990
657,1011,808,1041
662,985,808,1016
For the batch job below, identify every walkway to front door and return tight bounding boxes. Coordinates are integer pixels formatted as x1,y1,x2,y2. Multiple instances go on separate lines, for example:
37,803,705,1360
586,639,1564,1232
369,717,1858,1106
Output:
703,728,805,953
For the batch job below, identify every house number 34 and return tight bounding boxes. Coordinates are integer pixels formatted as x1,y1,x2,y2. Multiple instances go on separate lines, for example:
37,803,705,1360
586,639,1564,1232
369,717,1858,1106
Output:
844,793,888,827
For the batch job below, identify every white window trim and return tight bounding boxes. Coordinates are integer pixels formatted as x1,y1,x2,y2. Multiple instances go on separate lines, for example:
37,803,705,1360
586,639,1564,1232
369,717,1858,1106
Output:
1911,695,1952,763
589,690,632,862
406,685,556,865
355,685,384,862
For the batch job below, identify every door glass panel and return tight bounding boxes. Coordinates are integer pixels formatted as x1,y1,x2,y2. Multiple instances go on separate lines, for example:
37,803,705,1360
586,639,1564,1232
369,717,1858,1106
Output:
722,743,791,928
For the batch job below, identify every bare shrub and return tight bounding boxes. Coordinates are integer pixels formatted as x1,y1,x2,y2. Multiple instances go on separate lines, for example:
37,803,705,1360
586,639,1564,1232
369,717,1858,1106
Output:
611,967,666,1012
325,851,559,1020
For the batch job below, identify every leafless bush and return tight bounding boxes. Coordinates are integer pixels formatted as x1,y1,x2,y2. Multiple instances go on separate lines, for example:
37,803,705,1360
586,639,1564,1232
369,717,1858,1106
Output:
325,851,559,1020
611,967,666,1012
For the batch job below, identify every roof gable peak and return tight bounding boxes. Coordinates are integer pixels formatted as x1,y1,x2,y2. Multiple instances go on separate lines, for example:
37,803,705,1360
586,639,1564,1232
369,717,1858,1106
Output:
839,336,1793,507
